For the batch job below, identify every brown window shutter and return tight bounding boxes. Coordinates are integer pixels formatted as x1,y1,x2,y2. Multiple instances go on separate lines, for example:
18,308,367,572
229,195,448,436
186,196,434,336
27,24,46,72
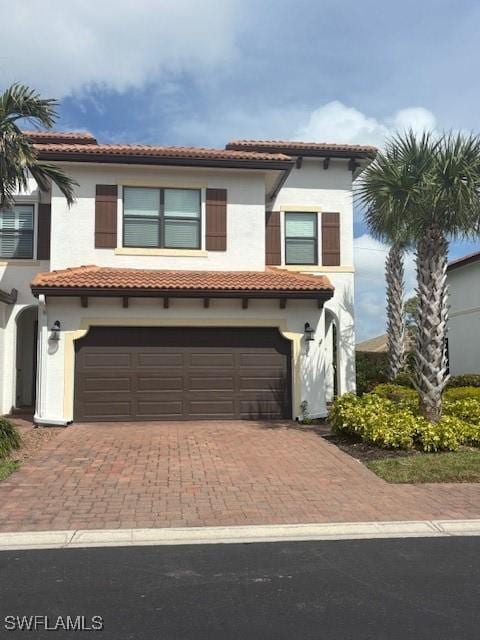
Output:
322,212,340,266
205,188,227,251
265,211,281,265
37,203,51,260
95,185,118,248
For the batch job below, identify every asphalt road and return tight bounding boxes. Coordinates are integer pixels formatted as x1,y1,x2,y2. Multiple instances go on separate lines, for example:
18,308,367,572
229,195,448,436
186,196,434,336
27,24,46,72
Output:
0,537,479,639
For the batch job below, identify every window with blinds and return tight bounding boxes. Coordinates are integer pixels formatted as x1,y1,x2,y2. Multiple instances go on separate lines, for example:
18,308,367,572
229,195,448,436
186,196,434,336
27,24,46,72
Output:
285,212,317,265
123,187,201,249
0,204,34,259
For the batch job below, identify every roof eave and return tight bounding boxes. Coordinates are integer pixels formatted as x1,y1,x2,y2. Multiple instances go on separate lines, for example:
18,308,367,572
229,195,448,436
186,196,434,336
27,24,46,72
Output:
35,150,295,172
225,144,377,160
447,253,480,271
31,285,334,302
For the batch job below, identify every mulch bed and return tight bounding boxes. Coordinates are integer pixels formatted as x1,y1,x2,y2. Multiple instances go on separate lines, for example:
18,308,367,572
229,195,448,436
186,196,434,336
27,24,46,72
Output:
310,420,421,462
322,432,422,462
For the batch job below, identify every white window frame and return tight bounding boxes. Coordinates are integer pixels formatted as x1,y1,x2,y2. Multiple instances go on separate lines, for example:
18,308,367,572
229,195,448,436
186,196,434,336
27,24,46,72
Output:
280,206,322,267
116,184,206,252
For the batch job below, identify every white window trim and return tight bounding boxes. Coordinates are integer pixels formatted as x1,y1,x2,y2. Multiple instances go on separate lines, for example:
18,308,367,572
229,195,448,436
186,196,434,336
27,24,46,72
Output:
280,208,322,267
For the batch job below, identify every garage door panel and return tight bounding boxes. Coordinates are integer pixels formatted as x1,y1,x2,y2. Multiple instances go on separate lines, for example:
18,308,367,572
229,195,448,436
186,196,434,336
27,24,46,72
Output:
83,353,132,369
74,327,291,422
136,401,183,418
239,353,287,367
240,400,284,420
136,376,184,391
81,401,133,419
136,353,184,368
83,377,132,392
189,353,235,367
240,377,286,391
188,376,235,391
188,400,236,417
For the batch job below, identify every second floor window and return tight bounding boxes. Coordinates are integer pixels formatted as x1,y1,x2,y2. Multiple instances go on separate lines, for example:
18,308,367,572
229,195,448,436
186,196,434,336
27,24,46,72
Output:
285,212,317,265
123,187,201,249
0,205,34,259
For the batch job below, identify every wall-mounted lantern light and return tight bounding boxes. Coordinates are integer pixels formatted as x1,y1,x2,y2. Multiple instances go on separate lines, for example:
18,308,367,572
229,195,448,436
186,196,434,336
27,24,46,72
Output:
304,322,315,342
50,320,61,341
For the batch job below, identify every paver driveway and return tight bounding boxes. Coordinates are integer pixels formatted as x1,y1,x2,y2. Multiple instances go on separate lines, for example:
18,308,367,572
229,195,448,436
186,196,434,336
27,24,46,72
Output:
0,421,479,532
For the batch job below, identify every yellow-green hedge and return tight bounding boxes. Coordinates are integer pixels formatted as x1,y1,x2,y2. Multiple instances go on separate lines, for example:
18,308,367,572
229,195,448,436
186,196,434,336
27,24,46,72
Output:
329,393,480,452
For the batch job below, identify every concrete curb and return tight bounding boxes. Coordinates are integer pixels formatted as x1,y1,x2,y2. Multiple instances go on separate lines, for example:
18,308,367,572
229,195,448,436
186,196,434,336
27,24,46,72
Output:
0,519,479,551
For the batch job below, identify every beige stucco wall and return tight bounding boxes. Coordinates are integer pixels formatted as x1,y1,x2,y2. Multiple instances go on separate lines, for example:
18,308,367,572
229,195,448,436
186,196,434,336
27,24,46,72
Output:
49,164,268,272
3,156,358,421
35,296,331,425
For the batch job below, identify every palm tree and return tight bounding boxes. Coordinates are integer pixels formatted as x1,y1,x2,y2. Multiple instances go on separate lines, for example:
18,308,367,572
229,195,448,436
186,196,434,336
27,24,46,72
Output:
359,131,480,421
406,132,480,421
357,144,413,381
0,83,76,208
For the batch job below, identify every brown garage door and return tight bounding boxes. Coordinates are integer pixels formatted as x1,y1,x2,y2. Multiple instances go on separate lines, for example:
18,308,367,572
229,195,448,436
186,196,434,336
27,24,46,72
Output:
74,327,291,422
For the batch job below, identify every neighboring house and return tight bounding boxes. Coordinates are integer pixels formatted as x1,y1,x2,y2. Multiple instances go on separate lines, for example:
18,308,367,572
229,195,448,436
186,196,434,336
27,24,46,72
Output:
447,250,480,375
0,132,375,425
356,334,389,353
356,332,414,354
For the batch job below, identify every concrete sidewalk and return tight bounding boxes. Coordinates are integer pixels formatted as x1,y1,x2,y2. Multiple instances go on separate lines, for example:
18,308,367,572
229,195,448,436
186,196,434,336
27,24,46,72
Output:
0,519,480,551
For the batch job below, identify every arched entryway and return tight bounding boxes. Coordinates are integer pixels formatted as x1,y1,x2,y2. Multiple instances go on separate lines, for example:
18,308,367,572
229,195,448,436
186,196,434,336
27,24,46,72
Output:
324,309,339,403
15,306,38,410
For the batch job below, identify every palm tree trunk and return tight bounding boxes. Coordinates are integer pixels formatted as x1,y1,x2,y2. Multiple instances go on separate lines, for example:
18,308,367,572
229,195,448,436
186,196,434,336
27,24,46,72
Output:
414,225,449,421
385,244,405,380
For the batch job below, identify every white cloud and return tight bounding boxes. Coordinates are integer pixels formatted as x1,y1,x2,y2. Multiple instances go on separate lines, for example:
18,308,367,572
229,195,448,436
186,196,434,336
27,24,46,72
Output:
170,100,438,148
0,0,239,97
294,101,437,148
354,234,416,341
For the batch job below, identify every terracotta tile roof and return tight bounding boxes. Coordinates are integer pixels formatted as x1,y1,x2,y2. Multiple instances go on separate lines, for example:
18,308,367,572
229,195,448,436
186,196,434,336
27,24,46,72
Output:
24,130,98,145
226,139,377,157
31,266,333,299
447,250,480,271
33,142,294,167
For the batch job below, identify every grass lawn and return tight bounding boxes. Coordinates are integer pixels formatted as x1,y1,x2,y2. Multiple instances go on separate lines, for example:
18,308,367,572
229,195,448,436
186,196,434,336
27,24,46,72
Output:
0,459,19,481
367,450,480,483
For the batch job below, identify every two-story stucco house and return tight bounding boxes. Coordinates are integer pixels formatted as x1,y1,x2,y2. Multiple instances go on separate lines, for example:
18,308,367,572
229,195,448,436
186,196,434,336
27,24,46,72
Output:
447,250,480,375
0,132,375,425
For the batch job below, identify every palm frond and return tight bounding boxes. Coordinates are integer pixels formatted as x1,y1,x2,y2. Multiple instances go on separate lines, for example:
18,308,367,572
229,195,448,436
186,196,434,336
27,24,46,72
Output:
0,83,76,208
0,83,57,128
28,162,77,206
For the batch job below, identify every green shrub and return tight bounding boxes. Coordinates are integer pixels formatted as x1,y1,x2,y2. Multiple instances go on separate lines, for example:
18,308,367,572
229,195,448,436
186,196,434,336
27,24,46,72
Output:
444,387,480,401
460,421,480,447
447,374,480,388
372,384,418,407
330,393,416,449
329,393,480,452
443,398,480,424
414,416,466,452
355,352,389,395
0,419,21,458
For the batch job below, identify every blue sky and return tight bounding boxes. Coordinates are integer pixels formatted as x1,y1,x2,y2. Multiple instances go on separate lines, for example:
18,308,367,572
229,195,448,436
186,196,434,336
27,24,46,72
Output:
3,0,480,339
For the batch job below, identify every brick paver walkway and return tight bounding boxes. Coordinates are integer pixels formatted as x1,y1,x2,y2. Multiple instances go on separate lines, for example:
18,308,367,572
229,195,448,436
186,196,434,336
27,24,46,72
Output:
0,421,479,532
